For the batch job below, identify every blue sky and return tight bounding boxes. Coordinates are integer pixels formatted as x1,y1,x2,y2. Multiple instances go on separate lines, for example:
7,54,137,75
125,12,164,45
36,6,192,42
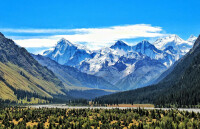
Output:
0,0,199,53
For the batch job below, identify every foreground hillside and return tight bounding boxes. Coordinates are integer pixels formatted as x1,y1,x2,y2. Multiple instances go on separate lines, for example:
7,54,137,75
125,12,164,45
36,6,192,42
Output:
95,35,200,108
0,33,70,103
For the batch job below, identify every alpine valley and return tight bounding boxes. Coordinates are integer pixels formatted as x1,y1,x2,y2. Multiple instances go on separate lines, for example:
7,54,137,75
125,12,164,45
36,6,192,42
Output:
0,31,197,103
1,1,200,129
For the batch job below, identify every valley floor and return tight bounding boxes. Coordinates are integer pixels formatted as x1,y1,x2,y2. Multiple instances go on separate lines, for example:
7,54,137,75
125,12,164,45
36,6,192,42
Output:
0,106,200,129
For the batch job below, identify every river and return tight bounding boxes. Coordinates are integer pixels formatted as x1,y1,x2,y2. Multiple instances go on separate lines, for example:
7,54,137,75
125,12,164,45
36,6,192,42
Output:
28,104,200,113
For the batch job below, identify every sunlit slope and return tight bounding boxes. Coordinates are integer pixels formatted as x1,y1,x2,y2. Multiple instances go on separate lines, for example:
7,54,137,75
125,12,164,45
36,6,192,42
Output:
0,32,68,101
0,62,65,98
0,81,16,101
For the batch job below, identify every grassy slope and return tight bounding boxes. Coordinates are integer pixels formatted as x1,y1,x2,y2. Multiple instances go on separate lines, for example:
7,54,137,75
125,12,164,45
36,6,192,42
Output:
0,81,16,101
0,33,69,102
0,62,66,100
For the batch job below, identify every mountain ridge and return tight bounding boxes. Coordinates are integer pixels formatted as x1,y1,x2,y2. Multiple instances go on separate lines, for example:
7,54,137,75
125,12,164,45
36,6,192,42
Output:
42,34,196,90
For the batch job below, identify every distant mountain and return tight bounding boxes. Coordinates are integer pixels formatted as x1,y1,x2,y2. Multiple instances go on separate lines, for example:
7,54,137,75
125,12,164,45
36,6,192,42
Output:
133,40,162,58
0,33,70,102
84,40,176,89
115,57,166,90
95,35,200,107
44,38,94,67
110,40,131,52
153,34,196,59
132,40,176,67
32,54,118,90
43,34,196,90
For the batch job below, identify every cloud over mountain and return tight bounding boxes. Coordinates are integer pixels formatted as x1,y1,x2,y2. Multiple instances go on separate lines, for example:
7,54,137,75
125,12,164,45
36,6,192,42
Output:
1,24,165,51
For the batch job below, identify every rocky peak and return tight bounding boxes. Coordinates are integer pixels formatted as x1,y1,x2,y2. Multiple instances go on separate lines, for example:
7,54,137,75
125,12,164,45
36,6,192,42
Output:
110,40,129,50
56,38,74,47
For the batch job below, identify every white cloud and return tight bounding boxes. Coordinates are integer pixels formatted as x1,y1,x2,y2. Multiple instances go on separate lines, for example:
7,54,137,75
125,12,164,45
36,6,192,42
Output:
0,28,71,33
5,24,165,50
15,38,58,48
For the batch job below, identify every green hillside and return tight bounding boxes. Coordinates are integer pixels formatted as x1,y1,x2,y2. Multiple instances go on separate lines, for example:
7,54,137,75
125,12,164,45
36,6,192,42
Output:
0,32,70,103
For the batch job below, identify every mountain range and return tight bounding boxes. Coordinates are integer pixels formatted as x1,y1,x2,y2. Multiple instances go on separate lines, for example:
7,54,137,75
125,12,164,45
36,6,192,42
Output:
95,35,200,107
43,34,196,90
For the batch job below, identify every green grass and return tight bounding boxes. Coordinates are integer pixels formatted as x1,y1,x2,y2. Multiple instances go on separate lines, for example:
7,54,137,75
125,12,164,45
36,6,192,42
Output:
0,62,66,101
0,81,17,101
17,97,49,104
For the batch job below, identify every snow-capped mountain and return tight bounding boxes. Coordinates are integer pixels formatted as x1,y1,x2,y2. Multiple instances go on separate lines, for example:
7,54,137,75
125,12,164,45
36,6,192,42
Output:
153,34,195,59
78,41,150,84
77,40,173,84
44,38,93,66
132,40,176,67
110,40,131,53
43,34,196,90
133,40,162,58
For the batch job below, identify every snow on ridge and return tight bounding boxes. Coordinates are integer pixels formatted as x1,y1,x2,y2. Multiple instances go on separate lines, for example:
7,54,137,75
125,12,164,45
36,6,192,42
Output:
43,34,195,79
187,35,197,44
43,34,196,57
